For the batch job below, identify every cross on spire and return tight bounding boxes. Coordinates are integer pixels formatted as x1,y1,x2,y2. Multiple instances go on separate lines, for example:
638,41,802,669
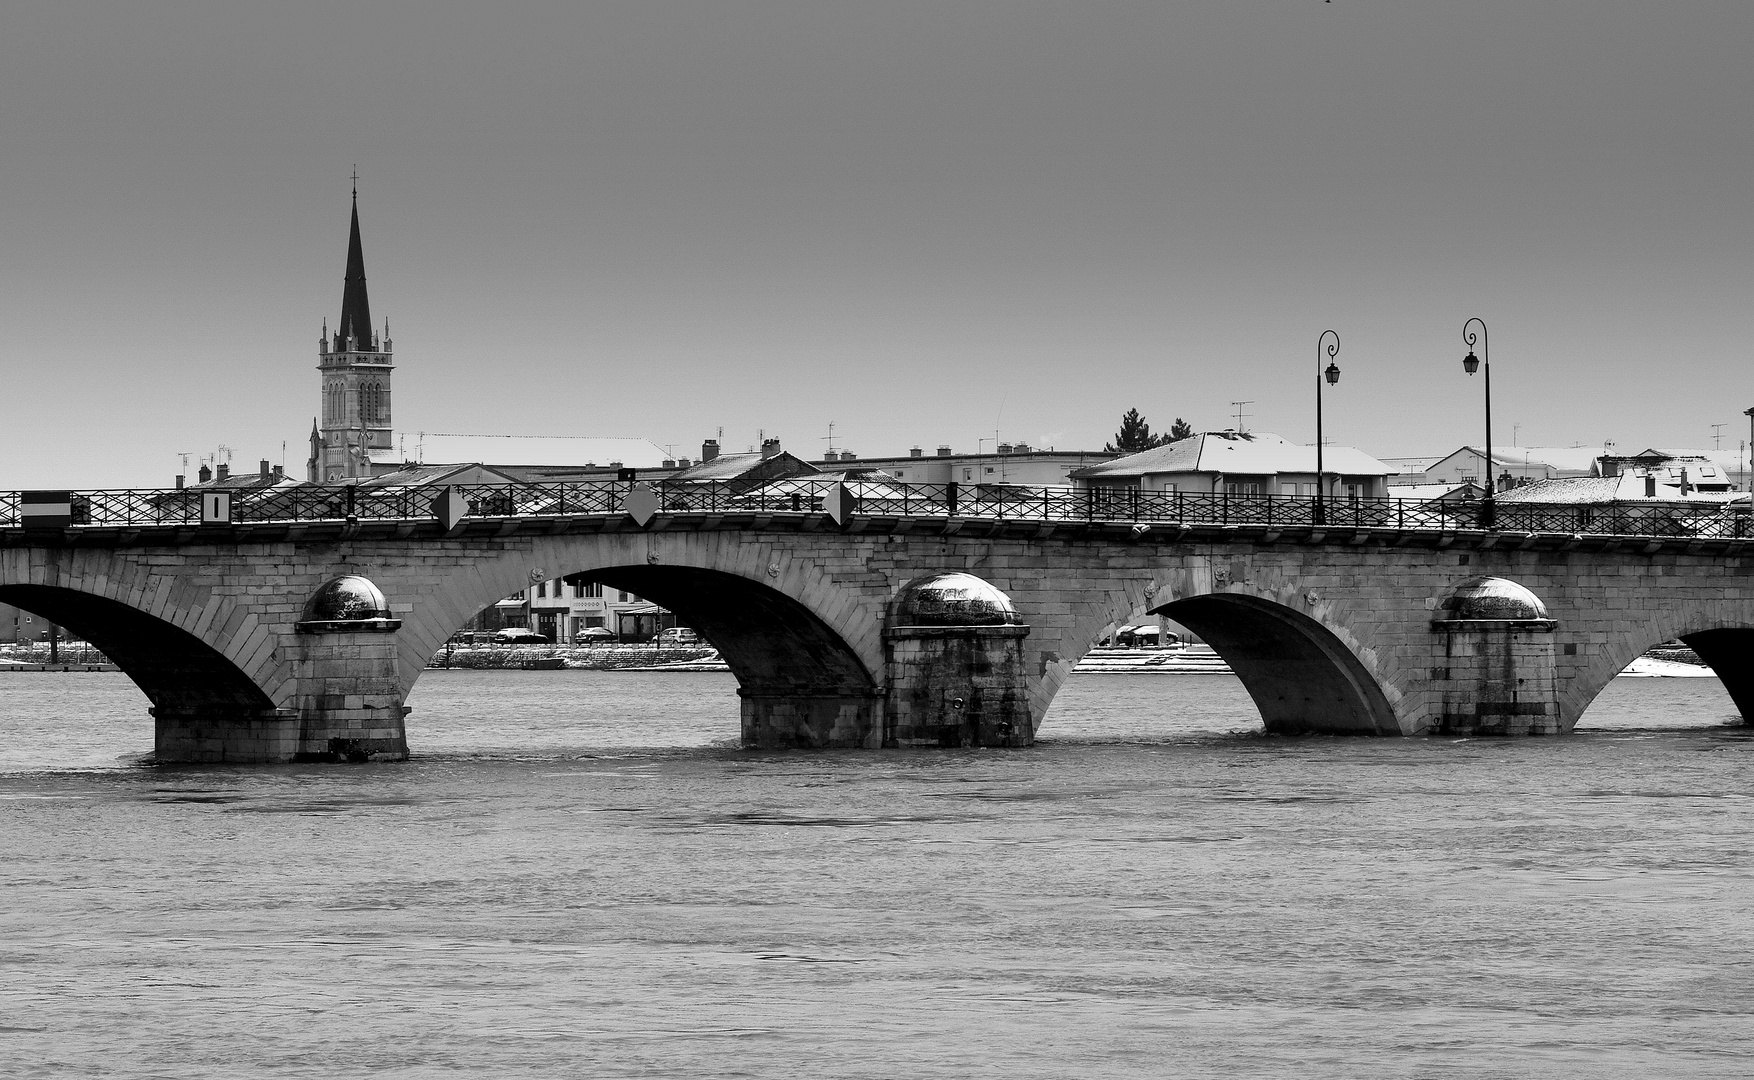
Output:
351,166,359,200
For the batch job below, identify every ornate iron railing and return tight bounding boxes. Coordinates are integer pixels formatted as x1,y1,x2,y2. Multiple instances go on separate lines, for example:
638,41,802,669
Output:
0,481,1748,541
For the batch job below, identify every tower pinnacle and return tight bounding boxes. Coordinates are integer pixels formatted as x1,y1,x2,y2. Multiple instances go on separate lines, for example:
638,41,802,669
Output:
336,179,373,351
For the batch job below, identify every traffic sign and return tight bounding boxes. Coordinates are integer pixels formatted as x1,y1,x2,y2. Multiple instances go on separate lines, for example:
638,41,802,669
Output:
20,491,72,530
431,486,466,531
201,492,232,524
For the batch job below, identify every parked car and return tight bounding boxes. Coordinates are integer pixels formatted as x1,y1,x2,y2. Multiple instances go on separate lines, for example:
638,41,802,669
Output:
654,627,702,645
493,628,551,644
575,626,617,642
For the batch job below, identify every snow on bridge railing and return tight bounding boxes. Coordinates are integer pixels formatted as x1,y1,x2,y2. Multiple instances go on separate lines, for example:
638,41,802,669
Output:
0,480,1749,541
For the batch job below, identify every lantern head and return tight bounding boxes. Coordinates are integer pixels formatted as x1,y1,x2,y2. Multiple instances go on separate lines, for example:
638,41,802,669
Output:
1324,362,1340,386
1463,351,1480,375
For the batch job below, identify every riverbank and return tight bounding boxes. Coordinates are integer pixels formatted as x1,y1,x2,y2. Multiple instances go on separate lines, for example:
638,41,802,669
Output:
427,643,723,670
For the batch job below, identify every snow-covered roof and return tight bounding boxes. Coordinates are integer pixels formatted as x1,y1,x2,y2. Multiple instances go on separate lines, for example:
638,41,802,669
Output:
1390,482,1478,502
1497,475,1749,506
399,434,671,469
1072,431,1389,480
1485,446,1604,472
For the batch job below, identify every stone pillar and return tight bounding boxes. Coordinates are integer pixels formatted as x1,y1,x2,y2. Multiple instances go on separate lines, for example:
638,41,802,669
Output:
290,629,410,761
882,572,1032,748
290,575,410,761
1430,576,1561,735
883,624,1032,747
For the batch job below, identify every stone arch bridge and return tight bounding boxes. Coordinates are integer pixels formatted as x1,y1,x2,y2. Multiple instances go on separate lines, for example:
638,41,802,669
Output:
2,484,1751,761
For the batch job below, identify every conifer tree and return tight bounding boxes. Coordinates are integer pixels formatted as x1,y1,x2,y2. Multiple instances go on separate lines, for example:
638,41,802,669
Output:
1105,409,1192,453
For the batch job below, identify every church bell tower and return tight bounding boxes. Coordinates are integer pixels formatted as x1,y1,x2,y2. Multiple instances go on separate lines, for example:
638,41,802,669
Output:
311,177,395,482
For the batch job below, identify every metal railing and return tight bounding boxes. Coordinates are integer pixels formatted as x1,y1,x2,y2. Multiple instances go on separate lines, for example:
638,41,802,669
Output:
0,481,1748,541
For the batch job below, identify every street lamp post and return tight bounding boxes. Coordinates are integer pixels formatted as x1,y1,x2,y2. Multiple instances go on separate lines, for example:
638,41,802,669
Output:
1462,318,1494,528
1744,406,1754,490
1315,330,1340,526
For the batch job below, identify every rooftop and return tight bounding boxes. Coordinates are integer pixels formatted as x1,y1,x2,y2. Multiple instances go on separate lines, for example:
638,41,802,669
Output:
1072,431,1390,480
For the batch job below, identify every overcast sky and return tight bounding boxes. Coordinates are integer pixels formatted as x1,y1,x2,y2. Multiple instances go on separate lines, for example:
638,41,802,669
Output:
3,1,1751,487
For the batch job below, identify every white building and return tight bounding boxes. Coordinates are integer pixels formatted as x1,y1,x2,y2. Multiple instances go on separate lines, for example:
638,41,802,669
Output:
1070,431,1391,499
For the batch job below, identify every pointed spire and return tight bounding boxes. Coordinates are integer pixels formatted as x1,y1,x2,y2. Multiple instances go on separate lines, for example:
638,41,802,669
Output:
337,177,373,351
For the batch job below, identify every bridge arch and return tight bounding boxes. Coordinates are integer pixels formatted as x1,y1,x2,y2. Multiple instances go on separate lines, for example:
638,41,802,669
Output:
1043,572,1401,736
396,535,888,747
0,583,277,726
1564,609,1754,728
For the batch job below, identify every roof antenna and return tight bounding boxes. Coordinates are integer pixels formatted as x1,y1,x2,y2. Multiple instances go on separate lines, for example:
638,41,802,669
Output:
1229,401,1253,434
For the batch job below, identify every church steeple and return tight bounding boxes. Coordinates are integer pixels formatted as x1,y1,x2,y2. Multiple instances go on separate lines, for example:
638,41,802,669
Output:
315,173,395,482
336,176,374,351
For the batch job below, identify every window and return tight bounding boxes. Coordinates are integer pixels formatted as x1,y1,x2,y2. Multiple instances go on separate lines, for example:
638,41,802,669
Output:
536,581,547,597
963,469,973,481
619,591,631,602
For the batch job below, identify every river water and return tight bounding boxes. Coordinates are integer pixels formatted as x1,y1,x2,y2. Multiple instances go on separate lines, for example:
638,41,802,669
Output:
2,670,1752,1079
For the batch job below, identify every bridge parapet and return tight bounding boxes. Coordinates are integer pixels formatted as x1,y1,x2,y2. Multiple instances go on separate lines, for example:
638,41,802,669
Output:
3,480,1750,543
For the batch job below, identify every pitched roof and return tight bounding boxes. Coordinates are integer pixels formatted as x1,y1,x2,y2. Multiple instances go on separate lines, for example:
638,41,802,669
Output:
669,450,819,482
404,434,671,469
1494,477,1624,505
1072,431,1389,479
1497,475,1748,506
336,192,374,350
1486,446,1604,472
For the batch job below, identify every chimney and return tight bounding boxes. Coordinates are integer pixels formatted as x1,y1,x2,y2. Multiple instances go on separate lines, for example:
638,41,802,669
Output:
761,438,781,459
272,464,284,481
1014,443,1031,453
936,445,952,457
823,451,839,463
216,463,230,480
198,464,213,483
662,459,676,468
840,450,855,461
702,439,720,462
259,459,271,480
998,443,1013,455
677,458,692,468
910,446,923,458
175,474,185,489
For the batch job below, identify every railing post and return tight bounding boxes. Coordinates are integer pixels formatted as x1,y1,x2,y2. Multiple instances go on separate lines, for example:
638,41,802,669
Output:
946,481,959,517
1130,487,1139,522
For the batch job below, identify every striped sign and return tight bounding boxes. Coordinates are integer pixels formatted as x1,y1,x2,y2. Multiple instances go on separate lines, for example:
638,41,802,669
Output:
21,491,73,530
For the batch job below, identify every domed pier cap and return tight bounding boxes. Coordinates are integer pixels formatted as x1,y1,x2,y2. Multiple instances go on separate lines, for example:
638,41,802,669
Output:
890,572,1022,627
1436,576,1553,624
297,575,401,633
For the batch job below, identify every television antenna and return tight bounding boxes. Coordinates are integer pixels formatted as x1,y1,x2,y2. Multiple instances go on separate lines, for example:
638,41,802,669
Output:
1229,401,1253,433
820,420,838,456
1712,423,1726,450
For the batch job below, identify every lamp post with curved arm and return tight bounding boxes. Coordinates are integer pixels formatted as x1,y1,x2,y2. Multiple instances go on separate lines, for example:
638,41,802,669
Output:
1462,318,1494,528
1315,330,1340,526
